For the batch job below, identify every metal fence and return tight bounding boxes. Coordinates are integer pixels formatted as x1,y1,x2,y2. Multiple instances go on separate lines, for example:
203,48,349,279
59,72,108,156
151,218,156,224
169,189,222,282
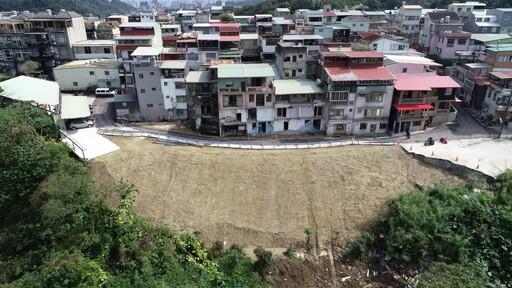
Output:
98,128,398,150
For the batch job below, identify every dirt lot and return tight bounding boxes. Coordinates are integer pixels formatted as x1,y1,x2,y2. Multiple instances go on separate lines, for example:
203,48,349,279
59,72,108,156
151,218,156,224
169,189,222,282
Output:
91,137,464,251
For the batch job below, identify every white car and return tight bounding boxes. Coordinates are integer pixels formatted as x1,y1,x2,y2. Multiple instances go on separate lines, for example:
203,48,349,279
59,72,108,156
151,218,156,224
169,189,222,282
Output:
67,118,94,130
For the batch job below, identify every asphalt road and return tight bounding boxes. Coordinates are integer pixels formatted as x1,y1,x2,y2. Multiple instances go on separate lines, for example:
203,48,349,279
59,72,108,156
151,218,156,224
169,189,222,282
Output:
93,96,116,128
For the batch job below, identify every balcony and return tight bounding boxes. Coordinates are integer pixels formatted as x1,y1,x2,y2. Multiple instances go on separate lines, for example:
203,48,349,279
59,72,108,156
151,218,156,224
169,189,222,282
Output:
357,86,389,93
397,113,428,121
199,46,218,51
396,98,426,104
247,86,271,92
282,61,304,69
329,101,354,106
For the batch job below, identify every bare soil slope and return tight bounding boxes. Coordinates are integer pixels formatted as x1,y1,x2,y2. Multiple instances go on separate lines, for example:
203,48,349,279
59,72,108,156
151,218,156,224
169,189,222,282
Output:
91,137,463,250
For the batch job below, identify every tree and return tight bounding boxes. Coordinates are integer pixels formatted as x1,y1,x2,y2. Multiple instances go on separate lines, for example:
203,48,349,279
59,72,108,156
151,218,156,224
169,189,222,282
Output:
20,60,40,76
219,13,234,22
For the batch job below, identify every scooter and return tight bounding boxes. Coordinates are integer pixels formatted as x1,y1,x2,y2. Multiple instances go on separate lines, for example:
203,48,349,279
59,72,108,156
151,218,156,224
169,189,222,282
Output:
424,137,435,146
440,137,448,144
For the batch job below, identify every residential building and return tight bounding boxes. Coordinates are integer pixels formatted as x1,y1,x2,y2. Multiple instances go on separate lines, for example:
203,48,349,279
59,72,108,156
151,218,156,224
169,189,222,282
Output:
216,63,275,136
363,11,388,32
394,4,422,40
487,8,512,34
186,70,218,131
339,16,371,33
107,15,128,25
463,12,501,34
258,24,282,62
273,79,327,133
0,9,87,78
384,54,442,75
447,2,486,22
368,36,411,55
114,94,140,121
390,74,460,133
175,10,196,32
429,31,471,59
53,59,122,91
73,40,116,60
485,70,512,122
115,22,162,91
450,61,491,109
281,34,324,57
274,8,291,18
139,11,156,23
468,34,512,54
275,42,308,79
132,48,188,121
240,33,259,62
319,51,396,136
419,11,461,49
273,17,295,34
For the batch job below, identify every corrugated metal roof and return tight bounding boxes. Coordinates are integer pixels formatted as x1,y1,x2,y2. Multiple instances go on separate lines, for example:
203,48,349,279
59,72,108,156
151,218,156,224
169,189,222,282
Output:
471,33,512,43
325,67,395,81
490,71,512,80
131,47,162,56
240,34,258,40
218,63,275,78
61,96,90,119
273,79,324,95
159,60,188,69
0,76,59,106
384,55,442,66
186,71,211,83
394,75,460,91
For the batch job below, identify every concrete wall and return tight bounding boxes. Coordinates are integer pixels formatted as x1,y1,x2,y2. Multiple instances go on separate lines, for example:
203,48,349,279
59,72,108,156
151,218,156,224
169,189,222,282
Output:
53,66,121,91
134,66,166,121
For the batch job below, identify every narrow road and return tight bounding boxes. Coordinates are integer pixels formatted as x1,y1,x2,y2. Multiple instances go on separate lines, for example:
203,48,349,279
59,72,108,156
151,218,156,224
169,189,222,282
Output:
93,97,115,128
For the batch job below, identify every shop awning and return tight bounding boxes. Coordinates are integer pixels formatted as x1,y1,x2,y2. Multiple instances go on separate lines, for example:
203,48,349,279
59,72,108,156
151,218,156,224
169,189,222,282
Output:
393,103,434,111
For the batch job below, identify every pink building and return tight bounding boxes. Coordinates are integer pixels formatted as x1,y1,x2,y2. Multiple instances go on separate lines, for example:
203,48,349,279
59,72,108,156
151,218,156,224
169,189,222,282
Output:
429,31,471,59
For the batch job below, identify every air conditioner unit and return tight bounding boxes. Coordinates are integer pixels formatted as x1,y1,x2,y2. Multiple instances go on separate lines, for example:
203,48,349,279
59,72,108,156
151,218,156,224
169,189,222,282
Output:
343,115,348,119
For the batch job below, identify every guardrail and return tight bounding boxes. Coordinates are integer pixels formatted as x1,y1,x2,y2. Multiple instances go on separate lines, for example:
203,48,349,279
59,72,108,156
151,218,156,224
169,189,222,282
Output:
98,128,397,150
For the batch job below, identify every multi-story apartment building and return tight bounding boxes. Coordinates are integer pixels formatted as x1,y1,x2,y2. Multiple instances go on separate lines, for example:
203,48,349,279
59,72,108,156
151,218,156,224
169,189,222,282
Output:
363,11,388,32
319,51,395,136
339,16,371,33
273,79,327,133
486,70,512,122
115,22,162,91
394,4,422,40
240,34,259,62
463,12,501,34
447,1,486,22
216,63,275,136
132,48,188,121
186,69,218,131
429,31,471,59
0,10,87,78
73,40,116,60
281,34,324,57
274,8,291,18
390,74,460,133
275,42,308,79
175,10,197,32
419,11,460,49
487,8,512,34
258,24,282,62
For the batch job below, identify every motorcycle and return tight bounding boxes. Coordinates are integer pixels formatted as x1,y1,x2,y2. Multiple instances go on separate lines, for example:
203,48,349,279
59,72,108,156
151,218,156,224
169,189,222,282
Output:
440,137,448,144
424,137,435,146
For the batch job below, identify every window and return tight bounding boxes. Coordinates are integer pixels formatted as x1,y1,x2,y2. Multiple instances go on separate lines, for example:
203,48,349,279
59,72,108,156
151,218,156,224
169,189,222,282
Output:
505,15,510,20
84,47,91,54
498,55,512,62
152,87,156,91
330,91,349,101
140,89,145,93
364,108,381,117
256,94,265,106
277,108,287,117
482,28,488,33
447,39,455,47
412,121,422,126
360,123,367,130
314,107,322,116
89,71,94,75
402,68,408,73
352,24,356,27
298,54,303,58
379,122,387,129
249,94,255,102
484,17,490,22
176,82,186,89
73,81,78,86
298,69,302,73
360,24,364,27
177,96,186,102
466,7,471,11
366,94,383,102
104,48,111,54
457,38,466,45
104,71,110,75
164,82,168,86
138,74,143,79
266,94,271,102
457,7,462,11
226,80,233,87
150,72,154,75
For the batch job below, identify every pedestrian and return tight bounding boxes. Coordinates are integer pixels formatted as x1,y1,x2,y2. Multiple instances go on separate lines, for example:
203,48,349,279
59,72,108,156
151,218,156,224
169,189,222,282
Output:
405,129,410,139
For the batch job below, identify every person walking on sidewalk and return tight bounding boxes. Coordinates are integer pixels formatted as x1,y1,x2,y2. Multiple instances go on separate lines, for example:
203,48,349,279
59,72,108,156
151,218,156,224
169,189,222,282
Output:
405,128,411,139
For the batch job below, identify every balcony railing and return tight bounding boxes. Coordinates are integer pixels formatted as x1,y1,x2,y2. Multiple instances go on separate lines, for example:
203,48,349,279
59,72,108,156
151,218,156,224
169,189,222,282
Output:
247,86,271,92
329,101,354,106
397,98,426,104
398,114,428,121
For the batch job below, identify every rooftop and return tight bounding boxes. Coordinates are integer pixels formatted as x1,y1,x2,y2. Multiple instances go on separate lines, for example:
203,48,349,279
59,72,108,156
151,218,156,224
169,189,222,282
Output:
487,46,512,52
131,47,162,56
324,66,395,81
471,33,512,43
159,60,188,70
0,76,59,106
186,71,211,83
73,40,116,46
53,59,121,70
273,79,324,95
384,55,442,66
61,96,90,120
426,11,460,21
218,63,275,78
282,34,324,41
402,5,423,9
394,75,460,91
490,71,512,79
120,22,159,28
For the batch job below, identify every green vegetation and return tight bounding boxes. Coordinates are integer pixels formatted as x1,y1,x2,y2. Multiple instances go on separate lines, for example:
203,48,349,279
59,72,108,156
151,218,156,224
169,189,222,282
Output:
219,13,235,22
0,0,135,18
0,104,264,287
20,60,40,77
346,179,512,287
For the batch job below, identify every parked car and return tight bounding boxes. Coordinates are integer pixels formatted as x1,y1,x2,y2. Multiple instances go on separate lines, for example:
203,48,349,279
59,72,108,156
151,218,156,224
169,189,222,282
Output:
67,118,94,130
95,88,116,97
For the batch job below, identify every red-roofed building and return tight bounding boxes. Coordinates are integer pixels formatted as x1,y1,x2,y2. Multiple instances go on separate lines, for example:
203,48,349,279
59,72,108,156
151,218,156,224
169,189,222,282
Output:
390,74,461,133
320,50,396,136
